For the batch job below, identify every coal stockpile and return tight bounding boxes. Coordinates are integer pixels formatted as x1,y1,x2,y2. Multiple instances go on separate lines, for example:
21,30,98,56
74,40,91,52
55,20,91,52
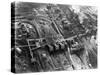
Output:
11,2,97,73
